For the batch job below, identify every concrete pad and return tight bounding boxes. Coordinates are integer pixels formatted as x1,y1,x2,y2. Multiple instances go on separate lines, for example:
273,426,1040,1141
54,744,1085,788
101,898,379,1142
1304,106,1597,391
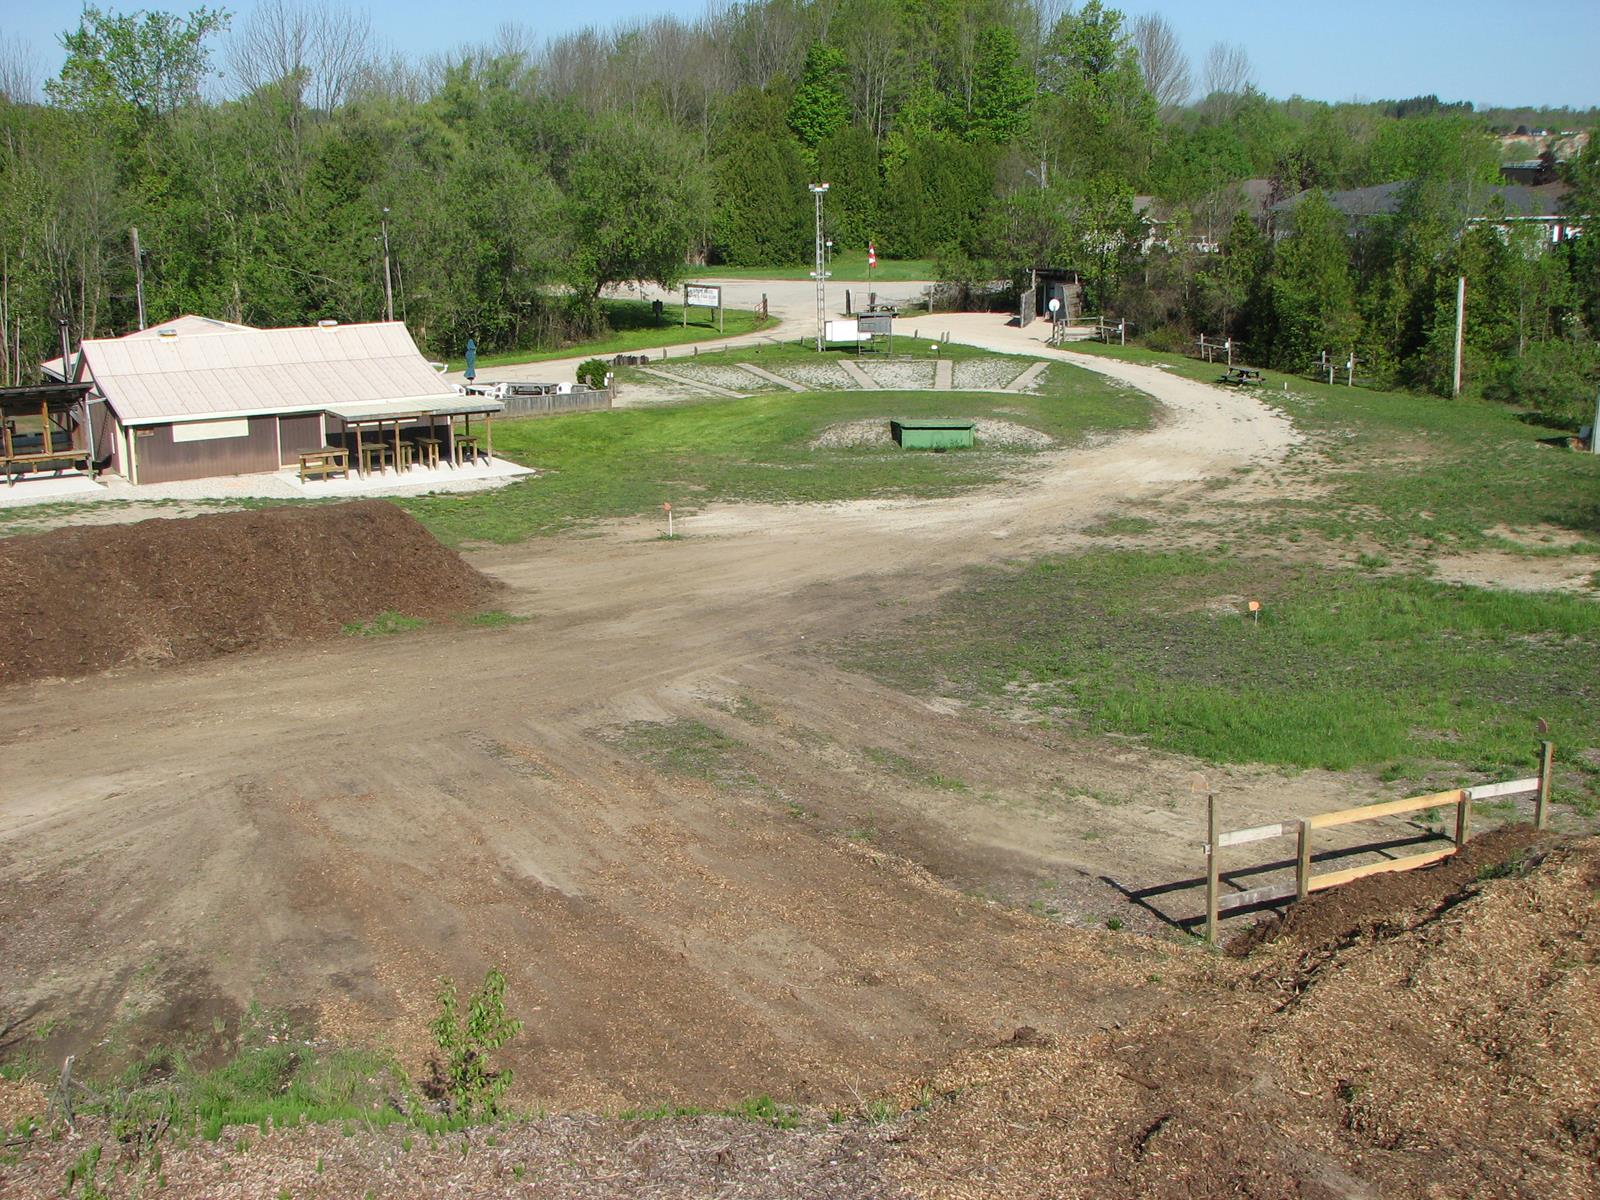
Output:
0,472,109,509
838,360,880,390
1005,362,1051,391
934,359,954,390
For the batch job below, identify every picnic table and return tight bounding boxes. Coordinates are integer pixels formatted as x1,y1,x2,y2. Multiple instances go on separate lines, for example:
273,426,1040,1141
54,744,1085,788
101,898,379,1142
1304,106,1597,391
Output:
453,434,482,466
297,446,349,483
358,442,394,475
414,436,442,469
1219,366,1263,386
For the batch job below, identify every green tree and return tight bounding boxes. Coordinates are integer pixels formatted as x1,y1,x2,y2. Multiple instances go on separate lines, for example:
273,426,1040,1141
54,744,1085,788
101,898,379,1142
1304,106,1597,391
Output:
963,25,1031,145
47,5,230,135
1037,1,1156,185
710,89,811,265
565,121,709,309
787,43,849,150
1266,191,1359,370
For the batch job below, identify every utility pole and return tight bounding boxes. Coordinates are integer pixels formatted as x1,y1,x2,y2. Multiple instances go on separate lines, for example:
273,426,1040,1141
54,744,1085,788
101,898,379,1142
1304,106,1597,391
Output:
129,227,146,331
809,183,830,352
1452,275,1465,397
381,207,394,323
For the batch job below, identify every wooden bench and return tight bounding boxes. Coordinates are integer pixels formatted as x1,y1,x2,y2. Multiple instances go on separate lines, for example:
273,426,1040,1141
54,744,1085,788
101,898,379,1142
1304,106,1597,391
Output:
358,442,394,475
297,447,349,483
453,434,482,466
1219,367,1263,386
3,450,90,486
414,437,442,470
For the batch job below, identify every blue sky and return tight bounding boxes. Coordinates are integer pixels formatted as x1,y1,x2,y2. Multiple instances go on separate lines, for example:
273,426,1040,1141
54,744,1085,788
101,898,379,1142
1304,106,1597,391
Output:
4,0,1597,110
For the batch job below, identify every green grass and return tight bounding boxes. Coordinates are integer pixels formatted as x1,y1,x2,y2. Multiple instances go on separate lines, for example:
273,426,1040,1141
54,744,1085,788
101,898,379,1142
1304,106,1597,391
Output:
699,250,936,283
444,300,774,371
606,719,754,787
460,609,530,628
1067,340,1600,557
842,549,1600,806
341,611,427,637
400,357,1151,545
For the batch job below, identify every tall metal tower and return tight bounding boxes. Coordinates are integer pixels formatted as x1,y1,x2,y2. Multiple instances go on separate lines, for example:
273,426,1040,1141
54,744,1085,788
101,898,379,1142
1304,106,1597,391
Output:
809,182,830,352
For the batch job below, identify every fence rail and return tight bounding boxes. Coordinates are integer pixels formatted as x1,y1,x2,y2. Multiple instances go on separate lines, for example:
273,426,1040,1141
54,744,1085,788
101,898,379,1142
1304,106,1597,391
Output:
1203,740,1554,942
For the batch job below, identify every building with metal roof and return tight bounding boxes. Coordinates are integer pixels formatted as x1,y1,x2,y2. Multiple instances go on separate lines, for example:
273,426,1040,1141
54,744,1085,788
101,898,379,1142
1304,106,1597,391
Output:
69,319,502,485
1269,182,1582,243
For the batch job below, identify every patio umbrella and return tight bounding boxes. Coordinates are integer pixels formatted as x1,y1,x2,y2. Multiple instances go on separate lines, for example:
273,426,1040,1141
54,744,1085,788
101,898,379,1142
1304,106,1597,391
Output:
465,337,477,382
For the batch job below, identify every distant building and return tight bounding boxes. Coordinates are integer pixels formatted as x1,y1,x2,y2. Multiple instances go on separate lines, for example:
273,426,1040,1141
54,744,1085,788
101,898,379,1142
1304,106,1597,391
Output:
1269,181,1583,244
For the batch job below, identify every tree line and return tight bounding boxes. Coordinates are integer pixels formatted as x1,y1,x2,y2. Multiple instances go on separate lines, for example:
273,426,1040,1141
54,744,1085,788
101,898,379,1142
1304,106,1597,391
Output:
0,0,1595,420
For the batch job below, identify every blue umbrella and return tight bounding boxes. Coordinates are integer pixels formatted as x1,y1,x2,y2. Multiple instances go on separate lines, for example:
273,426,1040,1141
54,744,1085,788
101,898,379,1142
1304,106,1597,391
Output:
465,338,477,381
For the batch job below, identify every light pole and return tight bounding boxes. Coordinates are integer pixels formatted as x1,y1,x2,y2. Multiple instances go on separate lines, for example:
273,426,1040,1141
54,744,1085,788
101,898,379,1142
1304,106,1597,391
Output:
809,183,830,352
381,207,394,322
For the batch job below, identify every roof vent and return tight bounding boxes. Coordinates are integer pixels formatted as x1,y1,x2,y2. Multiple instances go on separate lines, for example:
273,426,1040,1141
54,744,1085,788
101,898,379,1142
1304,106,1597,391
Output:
317,319,338,328
157,328,178,339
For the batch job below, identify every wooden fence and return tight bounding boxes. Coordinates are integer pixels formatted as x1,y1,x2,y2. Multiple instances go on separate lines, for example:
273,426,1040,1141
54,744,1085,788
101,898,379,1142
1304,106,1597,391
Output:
1203,740,1555,943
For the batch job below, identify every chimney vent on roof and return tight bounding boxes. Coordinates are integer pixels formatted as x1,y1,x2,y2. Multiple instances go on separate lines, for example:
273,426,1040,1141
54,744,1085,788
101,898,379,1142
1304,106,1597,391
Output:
317,319,338,328
157,328,177,339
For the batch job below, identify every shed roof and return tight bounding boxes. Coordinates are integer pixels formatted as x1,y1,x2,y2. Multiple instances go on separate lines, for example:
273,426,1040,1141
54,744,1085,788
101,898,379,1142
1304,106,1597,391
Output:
42,314,254,380
78,321,457,426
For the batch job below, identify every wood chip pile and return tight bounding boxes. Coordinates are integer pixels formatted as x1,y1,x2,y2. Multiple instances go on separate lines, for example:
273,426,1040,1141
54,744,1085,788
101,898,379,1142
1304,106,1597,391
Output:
0,501,493,683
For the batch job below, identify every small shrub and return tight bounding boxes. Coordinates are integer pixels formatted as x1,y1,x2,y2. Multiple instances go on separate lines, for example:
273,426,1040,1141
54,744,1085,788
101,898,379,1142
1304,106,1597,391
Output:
576,358,610,389
428,969,522,1120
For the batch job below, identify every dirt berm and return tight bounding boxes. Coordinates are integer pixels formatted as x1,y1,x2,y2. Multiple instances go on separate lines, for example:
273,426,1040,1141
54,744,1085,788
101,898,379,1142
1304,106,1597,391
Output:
0,501,493,683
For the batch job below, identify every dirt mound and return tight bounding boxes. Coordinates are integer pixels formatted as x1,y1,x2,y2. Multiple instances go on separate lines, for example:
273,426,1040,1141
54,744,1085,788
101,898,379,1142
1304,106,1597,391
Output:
888,837,1600,1199
1226,823,1549,956
0,501,493,683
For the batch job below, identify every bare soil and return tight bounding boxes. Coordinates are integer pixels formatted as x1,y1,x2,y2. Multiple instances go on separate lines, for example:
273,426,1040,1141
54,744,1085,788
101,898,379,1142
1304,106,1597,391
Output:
0,501,493,682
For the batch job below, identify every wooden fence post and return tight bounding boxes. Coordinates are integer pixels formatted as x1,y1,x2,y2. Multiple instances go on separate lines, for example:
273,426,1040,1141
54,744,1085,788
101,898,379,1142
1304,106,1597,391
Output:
1205,793,1219,945
1454,788,1472,847
1296,820,1313,900
1536,740,1555,830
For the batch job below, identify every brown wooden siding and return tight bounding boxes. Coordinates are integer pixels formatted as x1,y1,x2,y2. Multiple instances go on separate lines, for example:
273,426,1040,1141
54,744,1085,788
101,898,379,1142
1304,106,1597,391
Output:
133,416,281,484
278,413,324,464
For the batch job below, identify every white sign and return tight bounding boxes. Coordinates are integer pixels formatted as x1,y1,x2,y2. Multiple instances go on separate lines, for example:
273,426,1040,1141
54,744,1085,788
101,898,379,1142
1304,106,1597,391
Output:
684,284,721,308
824,319,862,343
171,417,250,442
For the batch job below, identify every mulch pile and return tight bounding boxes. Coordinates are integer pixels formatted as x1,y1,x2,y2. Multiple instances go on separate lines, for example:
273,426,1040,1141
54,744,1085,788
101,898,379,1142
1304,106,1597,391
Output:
0,501,494,683
886,831,1600,1199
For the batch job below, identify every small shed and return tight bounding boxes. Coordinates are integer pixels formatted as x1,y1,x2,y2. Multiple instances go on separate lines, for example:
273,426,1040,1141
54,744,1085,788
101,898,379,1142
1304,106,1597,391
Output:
891,418,975,450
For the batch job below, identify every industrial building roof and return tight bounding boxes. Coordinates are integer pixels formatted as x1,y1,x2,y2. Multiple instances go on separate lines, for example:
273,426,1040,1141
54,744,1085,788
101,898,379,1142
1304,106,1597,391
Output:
77,320,457,426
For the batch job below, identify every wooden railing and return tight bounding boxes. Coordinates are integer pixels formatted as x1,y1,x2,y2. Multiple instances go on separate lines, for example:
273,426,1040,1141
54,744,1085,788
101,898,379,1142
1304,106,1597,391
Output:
1203,740,1555,944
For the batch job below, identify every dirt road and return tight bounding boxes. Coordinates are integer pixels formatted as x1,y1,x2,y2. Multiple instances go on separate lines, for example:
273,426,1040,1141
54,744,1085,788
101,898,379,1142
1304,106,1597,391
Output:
2,318,1318,1110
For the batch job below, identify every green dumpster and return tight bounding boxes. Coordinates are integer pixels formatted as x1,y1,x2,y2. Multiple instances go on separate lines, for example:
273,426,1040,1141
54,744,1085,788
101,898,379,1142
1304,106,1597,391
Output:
891,418,975,450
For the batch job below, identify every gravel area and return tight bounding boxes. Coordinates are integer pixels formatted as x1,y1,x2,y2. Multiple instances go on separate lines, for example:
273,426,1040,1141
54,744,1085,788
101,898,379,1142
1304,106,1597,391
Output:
810,418,1054,450
860,360,936,390
952,359,1026,390
660,363,776,392
780,362,859,390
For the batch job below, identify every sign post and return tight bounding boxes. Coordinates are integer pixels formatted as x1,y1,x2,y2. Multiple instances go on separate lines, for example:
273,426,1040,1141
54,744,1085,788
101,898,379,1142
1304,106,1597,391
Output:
662,501,673,539
683,284,723,334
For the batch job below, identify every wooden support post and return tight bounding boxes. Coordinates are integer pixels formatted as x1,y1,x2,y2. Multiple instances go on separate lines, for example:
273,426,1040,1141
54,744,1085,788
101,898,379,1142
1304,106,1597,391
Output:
1296,819,1312,900
1454,791,1472,848
392,421,402,473
1536,740,1554,830
354,425,365,476
1205,793,1219,945
485,414,493,464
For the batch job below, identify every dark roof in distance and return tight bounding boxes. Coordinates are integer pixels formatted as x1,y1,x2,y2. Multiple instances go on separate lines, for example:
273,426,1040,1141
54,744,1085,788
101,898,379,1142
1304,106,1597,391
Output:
1271,181,1571,220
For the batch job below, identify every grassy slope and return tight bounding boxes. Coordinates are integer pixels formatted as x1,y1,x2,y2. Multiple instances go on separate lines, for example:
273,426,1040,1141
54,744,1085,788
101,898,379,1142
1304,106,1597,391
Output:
446,300,774,371
401,357,1149,545
843,342,1600,813
700,251,936,282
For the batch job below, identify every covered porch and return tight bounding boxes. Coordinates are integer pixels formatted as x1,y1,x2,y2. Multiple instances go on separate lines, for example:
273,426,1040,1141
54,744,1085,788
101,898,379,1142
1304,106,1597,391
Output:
322,397,506,479
2,383,94,487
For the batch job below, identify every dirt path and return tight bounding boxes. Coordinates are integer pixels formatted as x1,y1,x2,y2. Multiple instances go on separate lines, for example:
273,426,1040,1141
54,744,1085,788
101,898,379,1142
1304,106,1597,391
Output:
1,316,1317,1112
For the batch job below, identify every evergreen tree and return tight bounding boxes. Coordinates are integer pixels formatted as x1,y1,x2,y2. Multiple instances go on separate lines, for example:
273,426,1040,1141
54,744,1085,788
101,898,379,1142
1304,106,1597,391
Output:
787,43,850,150
1266,192,1359,371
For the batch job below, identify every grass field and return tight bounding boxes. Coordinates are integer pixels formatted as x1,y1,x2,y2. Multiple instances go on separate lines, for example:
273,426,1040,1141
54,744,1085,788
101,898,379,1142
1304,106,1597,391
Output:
442,300,774,371
401,357,1151,544
837,342,1600,813
699,251,936,283
1067,340,1600,556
